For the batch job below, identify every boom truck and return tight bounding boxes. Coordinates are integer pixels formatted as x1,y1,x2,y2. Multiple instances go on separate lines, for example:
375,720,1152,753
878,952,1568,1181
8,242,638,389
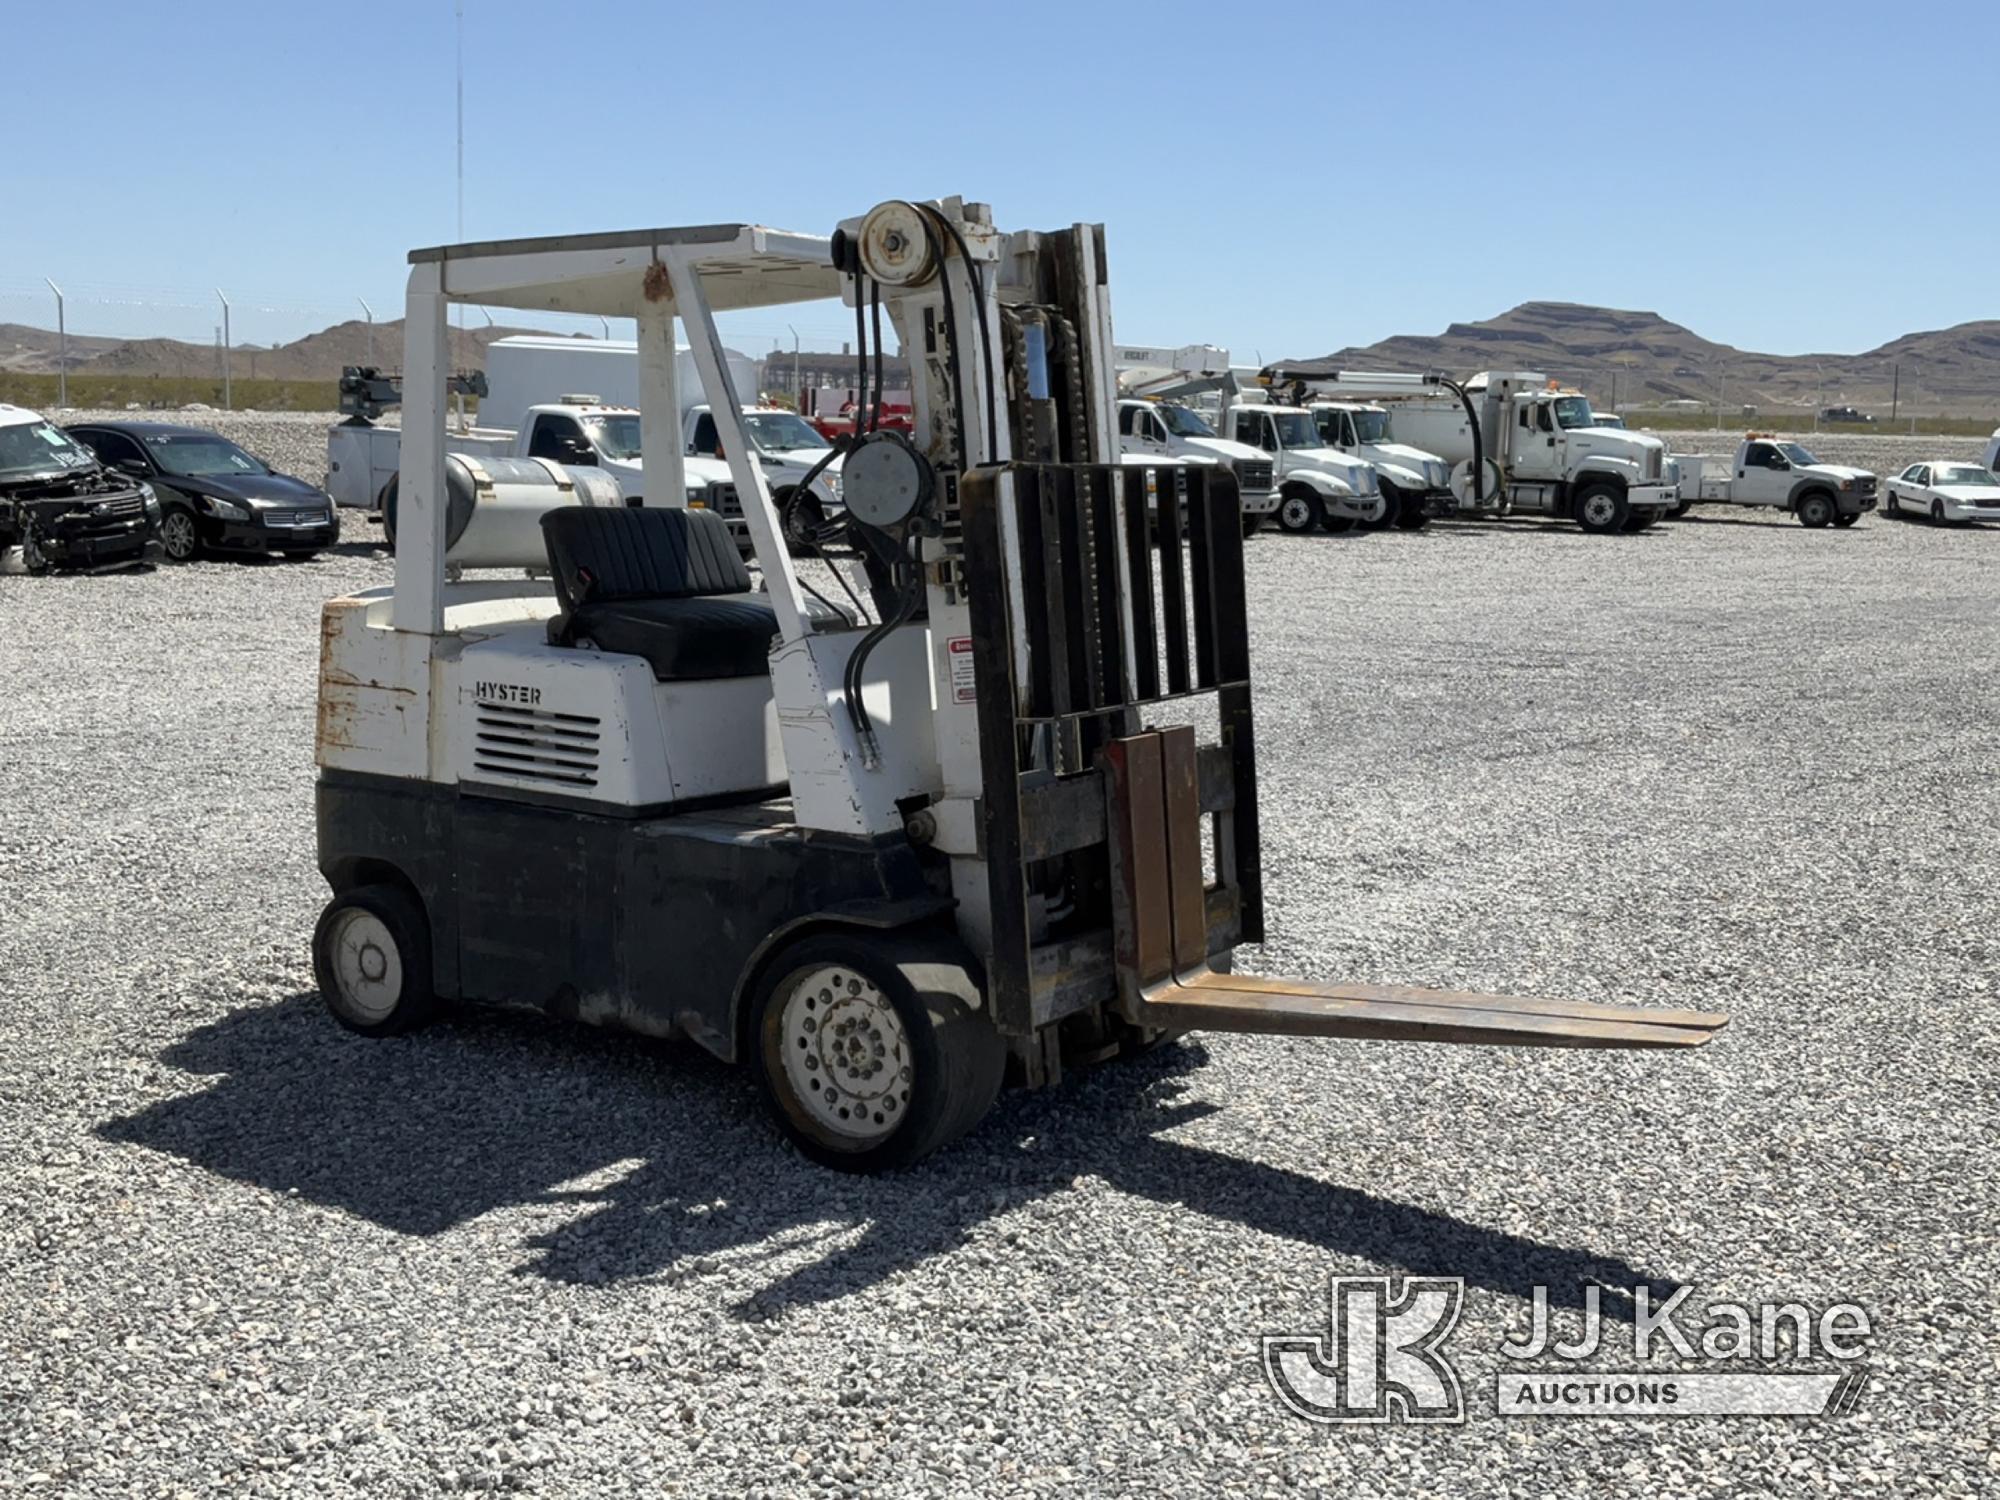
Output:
1110,344,1279,534
1263,368,1679,534
310,197,1726,1172
1118,349,1386,534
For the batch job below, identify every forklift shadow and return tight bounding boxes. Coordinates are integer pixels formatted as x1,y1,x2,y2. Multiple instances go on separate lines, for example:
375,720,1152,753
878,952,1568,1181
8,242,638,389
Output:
100,993,1683,1326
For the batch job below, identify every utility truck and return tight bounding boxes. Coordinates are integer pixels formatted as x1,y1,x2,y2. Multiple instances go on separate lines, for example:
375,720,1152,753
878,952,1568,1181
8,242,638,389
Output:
1118,349,1383,534
1110,346,1275,532
1298,399,1451,528
1264,368,1678,534
1671,436,1877,526
309,197,1725,1173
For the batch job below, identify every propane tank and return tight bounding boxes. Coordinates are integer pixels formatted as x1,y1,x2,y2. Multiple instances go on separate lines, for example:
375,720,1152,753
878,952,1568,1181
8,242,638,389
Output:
383,455,624,568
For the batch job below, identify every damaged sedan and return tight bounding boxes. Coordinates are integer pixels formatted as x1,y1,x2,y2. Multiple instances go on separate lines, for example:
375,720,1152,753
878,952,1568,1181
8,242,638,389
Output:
0,404,163,574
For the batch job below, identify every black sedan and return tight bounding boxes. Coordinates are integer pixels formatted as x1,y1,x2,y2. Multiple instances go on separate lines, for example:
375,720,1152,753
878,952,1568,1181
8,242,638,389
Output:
64,421,337,561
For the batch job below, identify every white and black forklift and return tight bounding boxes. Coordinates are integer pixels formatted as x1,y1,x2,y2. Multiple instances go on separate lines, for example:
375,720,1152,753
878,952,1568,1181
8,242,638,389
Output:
311,197,1727,1171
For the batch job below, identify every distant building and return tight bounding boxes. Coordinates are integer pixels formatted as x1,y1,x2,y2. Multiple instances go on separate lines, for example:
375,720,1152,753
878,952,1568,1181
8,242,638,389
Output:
760,348,910,398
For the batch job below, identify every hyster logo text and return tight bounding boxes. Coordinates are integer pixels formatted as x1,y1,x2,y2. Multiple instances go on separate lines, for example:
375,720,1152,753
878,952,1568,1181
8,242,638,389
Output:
475,682,541,707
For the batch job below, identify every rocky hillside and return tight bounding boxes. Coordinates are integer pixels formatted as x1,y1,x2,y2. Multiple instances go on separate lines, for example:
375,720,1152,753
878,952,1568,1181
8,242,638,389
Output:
1312,302,2000,414
2,318,558,381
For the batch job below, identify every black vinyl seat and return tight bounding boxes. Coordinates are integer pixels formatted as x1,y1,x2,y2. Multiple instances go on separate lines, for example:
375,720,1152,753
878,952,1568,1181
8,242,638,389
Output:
541,506,779,682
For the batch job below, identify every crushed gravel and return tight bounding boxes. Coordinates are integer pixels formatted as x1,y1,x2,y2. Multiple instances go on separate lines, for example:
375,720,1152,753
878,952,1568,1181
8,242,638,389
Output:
2,410,1996,1496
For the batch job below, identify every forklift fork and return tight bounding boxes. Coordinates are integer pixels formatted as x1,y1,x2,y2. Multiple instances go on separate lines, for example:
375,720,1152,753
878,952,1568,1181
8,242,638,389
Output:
1104,725,1726,1049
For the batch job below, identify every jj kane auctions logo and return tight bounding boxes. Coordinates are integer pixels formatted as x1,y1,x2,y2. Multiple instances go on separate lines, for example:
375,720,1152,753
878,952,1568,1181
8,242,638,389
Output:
1264,1278,1871,1423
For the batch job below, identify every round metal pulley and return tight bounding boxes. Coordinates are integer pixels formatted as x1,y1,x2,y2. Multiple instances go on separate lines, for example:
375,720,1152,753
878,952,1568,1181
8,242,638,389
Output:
842,430,934,531
857,201,937,287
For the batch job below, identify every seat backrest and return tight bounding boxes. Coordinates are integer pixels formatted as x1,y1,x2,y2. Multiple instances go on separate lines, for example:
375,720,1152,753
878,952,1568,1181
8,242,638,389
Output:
540,505,750,610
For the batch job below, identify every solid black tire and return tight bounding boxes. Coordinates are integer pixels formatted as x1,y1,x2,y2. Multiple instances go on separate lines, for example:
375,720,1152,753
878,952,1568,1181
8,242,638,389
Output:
1669,500,1693,517
1797,491,1834,527
1832,513,1859,528
751,930,1004,1173
1241,511,1264,539
313,883,439,1038
283,550,322,559
1392,485,1431,530
1930,499,1945,525
1573,482,1629,534
1318,511,1354,533
1276,487,1323,534
1358,480,1398,531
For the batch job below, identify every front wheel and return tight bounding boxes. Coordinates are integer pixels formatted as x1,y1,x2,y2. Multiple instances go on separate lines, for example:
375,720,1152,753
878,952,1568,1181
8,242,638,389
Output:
1930,499,1947,525
752,930,1004,1172
1241,510,1265,539
313,883,439,1037
1573,482,1629,535
158,507,201,562
1832,513,1859,528
1356,484,1395,530
1669,499,1693,517
1392,484,1431,530
1276,489,1323,534
1796,492,1835,528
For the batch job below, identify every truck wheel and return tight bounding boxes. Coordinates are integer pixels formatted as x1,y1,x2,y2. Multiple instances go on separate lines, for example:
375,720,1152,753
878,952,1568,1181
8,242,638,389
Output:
1573,483,1629,534
313,883,439,1037
1318,510,1354,533
1276,488,1323,534
1796,492,1835,528
1623,511,1659,532
1357,483,1396,530
1669,499,1693,517
752,930,1004,1172
1832,513,1859,528
158,508,201,562
1391,484,1430,530
1241,511,1264,539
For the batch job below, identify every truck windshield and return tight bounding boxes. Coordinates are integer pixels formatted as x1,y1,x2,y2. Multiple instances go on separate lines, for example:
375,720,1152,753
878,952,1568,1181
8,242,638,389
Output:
1777,443,1820,466
145,434,269,477
1552,396,1597,430
586,415,643,461
1349,410,1392,443
1157,404,1216,439
743,412,831,452
1271,411,1321,449
0,420,95,476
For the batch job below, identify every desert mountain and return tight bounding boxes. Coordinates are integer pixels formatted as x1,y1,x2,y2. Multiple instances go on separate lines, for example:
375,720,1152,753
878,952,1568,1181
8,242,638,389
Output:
2,318,561,382
1310,302,1999,414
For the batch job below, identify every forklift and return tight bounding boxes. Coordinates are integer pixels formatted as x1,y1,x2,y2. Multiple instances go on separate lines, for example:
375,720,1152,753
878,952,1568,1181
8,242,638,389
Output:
311,197,1726,1171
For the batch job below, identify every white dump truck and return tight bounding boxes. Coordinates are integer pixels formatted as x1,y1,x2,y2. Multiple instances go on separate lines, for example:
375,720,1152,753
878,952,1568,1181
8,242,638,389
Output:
1671,435,1877,526
1266,369,1677,534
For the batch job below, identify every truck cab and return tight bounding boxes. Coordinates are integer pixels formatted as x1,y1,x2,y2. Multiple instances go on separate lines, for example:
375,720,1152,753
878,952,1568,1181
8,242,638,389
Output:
1224,401,1384,534
684,403,844,547
1304,401,1451,528
1475,374,1677,532
1116,398,1278,531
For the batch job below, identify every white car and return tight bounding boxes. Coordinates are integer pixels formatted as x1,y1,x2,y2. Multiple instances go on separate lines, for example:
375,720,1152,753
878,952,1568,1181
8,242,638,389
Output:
1883,461,2000,525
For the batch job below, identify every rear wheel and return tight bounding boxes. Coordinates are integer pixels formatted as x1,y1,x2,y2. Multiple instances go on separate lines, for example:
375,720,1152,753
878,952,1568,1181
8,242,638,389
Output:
1885,493,1900,517
752,930,1004,1172
1573,482,1629,535
313,883,439,1037
1670,499,1693,517
1276,487,1323,534
1797,491,1835,528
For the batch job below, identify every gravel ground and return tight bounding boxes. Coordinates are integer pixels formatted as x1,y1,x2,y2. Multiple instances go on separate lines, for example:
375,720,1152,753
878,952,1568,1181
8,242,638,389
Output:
2,411,1997,1496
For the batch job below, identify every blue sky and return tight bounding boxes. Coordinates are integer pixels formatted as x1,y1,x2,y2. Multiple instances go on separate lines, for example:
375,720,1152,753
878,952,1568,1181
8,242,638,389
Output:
4,0,1993,360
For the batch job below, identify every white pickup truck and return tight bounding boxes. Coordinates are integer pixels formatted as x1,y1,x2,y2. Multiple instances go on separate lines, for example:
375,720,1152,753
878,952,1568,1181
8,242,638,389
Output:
682,403,846,546
1115,397,1278,534
1672,435,1878,527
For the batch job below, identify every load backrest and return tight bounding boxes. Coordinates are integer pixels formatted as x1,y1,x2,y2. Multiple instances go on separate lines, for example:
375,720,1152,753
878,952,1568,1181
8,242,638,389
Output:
539,505,750,611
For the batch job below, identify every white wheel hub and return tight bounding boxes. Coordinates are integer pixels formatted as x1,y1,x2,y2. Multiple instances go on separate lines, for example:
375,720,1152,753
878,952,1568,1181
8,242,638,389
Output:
328,908,403,1023
1280,496,1313,529
777,965,911,1143
1582,492,1617,526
